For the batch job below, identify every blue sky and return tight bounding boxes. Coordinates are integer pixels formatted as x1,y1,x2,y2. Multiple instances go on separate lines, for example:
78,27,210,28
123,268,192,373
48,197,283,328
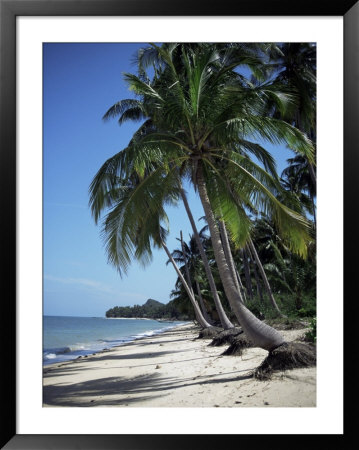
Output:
43,43,295,317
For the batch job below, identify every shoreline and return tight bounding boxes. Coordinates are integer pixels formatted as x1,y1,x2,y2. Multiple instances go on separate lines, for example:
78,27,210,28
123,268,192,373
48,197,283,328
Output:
43,320,189,366
43,323,316,407
105,317,182,322
106,317,153,320
43,322,190,370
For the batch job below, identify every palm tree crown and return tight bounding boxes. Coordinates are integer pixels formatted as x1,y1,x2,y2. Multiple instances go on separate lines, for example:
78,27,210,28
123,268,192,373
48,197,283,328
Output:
89,43,315,351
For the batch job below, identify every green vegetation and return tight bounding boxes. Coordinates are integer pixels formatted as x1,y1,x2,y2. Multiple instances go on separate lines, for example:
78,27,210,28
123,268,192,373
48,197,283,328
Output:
168,217,316,325
105,298,190,321
305,317,317,342
90,41,316,370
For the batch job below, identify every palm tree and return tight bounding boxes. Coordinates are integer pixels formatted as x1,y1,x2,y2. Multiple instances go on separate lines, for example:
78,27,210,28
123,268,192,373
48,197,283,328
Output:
240,247,253,300
162,238,212,328
169,232,215,325
269,43,317,186
90,43,314,352
250,215,316,313
281,154,316,226
246,238,282,315
179,189,234,328
245,244,264,302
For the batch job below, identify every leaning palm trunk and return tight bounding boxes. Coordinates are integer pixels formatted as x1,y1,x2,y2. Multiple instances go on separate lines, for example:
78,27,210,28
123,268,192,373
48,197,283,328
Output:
241,248,253,300
161,240,211,329
180,188,234,329
247,239,282,316
180,231,195,297
197,167,285,351
235,268,248,303
218,220,243,302
195,279,214,325
246,244,264,302
180,230,214,324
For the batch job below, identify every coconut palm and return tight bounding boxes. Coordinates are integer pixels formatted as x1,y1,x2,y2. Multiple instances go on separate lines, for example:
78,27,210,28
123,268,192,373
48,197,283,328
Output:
281,154,316,226
269,43,317,185
169,232,215,325
251,215,316,312
162,238,212,328
91,161,212,328
179,189,234,328
90,43,315,352
246,238,282,315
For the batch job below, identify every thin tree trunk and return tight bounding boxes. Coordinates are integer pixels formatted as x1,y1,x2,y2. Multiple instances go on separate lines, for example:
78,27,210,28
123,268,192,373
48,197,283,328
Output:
246,244,264,303
253,263,264,303
162,240,211,329
299,118,316,194
218,220,243,302
180,230,194,297
235,268,248,303
180,230,214,324
197,166,285,351
241,248,253,300
195,279,214,325
311,195,316,228
180,188,234,329
308,162,316,187
247,239,282,316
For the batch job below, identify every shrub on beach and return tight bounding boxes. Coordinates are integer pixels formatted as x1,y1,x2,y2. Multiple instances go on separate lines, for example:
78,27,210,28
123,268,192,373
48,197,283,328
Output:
304,317,317,343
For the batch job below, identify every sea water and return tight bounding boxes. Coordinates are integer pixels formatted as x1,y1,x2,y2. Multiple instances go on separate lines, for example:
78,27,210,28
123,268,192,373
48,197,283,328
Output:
43,315,188,365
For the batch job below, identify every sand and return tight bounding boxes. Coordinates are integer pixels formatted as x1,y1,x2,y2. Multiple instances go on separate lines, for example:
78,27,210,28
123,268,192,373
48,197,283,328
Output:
43,323,316,407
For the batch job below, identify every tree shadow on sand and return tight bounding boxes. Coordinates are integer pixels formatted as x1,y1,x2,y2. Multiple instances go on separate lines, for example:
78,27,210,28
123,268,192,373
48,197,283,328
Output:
43,368,252,407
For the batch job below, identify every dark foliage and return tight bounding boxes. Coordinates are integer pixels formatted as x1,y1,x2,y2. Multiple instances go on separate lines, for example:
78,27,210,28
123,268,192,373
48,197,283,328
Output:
105,298,189,320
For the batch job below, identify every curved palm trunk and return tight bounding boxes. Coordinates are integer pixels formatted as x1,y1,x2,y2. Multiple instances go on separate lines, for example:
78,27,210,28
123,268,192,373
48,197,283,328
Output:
180,231,194,297
162,240,211,329
247,239,282,316
241,248,253,300
197,167,285,351
246,244,264,302
235,268,248,303
218,220,243,302
180,230,214,325
179,230,214,324
180,188,234,329
195,279,214,325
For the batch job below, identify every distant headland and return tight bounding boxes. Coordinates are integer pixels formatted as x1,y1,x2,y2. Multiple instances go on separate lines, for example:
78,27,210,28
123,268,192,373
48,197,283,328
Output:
105,298,190,321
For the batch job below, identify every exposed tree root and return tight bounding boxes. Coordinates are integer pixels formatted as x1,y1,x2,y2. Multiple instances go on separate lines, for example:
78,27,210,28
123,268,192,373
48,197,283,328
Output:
196,326,222,340
254,341,316,380
208,327,243,347
221,334,253,356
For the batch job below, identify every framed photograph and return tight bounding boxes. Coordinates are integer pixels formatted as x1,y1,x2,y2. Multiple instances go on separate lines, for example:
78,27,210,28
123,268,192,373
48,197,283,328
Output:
1,0,356,448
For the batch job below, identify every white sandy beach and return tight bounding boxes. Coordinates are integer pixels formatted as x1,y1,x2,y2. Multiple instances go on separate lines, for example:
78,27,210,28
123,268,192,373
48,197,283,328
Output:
43,323,316,407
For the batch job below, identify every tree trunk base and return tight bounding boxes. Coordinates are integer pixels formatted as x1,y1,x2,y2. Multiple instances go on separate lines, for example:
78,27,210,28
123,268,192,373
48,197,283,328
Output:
196,326,222,340
208,327,243,347
254,342,316,380
221,335,252,356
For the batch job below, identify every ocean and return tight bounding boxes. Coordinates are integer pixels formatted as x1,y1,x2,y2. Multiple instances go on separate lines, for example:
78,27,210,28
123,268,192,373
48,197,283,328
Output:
43,315,188,365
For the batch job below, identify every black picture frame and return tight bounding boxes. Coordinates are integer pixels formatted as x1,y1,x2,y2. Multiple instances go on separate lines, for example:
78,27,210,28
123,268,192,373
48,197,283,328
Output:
1,0,356,448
